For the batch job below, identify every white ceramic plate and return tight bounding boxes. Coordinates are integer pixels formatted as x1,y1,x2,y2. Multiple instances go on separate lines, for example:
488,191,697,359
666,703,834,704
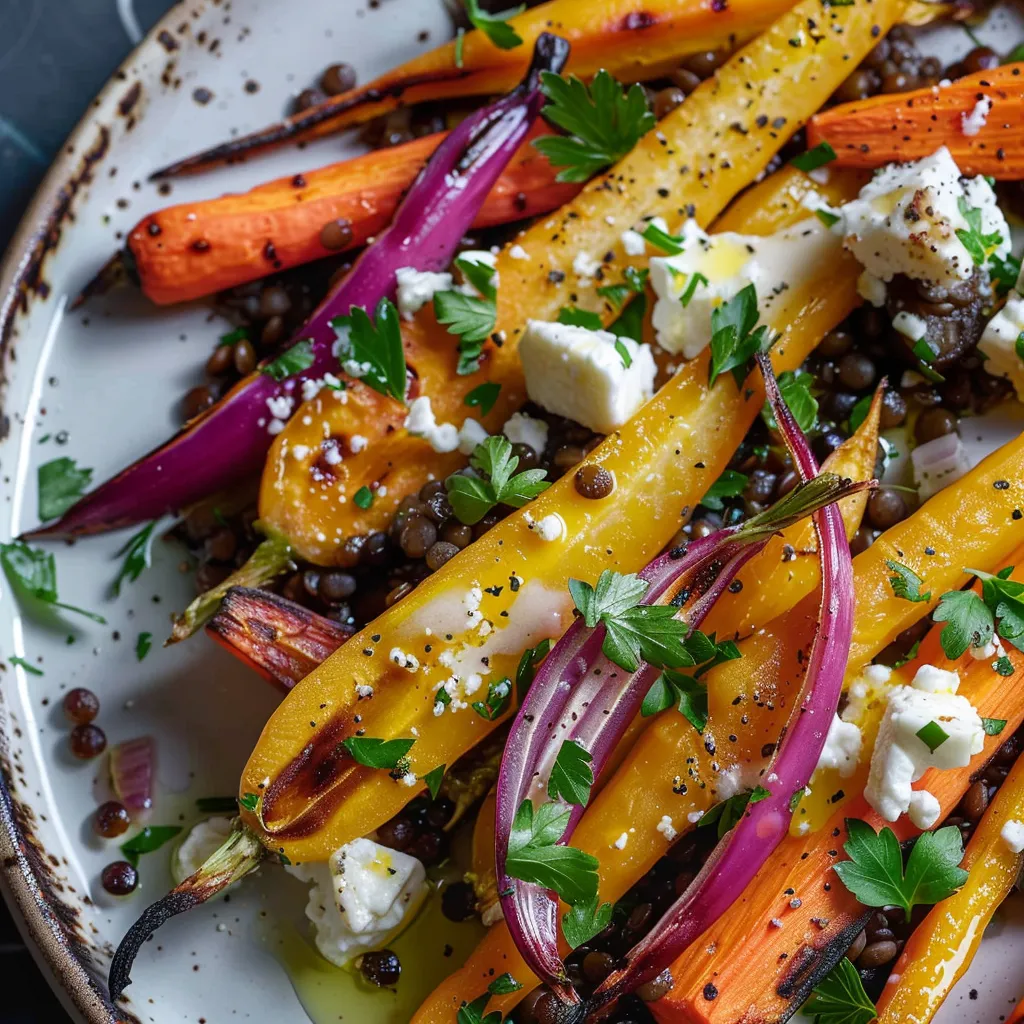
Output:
0,2,1022,1022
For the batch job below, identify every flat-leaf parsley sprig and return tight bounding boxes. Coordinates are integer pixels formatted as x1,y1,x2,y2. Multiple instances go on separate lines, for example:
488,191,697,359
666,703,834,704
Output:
445,436,550,525
533,69,655,183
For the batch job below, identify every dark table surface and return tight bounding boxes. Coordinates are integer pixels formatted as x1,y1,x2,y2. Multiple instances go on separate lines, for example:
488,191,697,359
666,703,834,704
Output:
1,3,174,1017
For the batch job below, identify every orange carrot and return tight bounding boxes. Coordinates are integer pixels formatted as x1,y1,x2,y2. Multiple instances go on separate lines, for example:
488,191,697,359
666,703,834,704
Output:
1010,997,1024,1024
651,560,1024,1024
807,63,1024,176
123,124,575,305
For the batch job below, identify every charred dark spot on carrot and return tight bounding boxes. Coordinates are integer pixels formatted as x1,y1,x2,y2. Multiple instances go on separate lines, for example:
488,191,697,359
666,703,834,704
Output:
146,221,161,236
617,10,658,31
190,239,210,253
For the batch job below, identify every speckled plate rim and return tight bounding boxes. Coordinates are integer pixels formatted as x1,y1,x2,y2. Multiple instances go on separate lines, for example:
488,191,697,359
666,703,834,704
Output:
0,6,214,1022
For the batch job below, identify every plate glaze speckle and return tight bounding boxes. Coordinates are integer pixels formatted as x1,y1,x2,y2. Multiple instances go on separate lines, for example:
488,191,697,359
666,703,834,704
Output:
0,2,1021,1022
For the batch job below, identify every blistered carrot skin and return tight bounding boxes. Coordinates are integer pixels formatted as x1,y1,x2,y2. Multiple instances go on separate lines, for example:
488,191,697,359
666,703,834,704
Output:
150,0,802,178
413,436,1024,1023
873,750,1024,1024
260,0,882,567
807,63,1024,176
126,125,577,305
652,558,1024,1024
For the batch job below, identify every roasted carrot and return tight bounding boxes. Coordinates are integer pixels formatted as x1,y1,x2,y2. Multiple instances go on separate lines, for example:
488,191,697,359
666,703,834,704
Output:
807,63,1024,176
651,560,1024,1024
148,0,801,178
873,749,1024,1024
1010,997,1024,1024
121,125,576,305
206,586,351,690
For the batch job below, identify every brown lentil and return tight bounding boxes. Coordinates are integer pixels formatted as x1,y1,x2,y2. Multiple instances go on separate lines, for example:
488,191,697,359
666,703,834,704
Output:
101,860,139,896
320,218,354,251
575,464,614,500
360,949,401,987
205,343,235,376
320,62,357,96
94,801,131,838
426,541,459,571
867,489,907,531
914,407,958,446
857,940,899,969
70,724,107,760
63,687,100,724
232,339,257,375
182,385,215,420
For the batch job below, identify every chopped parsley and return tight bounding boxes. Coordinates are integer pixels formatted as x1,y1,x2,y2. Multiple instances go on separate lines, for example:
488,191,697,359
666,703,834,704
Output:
37,457,92,522
135,632,153,662
238,792,260,812
642,222,685,255
463,0,524,49
886,560,931,604
445,436,549,525
833,819,968,917
111,521,160,597
562,895,613,949
515,638,550,703
421,764,446,801
790,141,837,173
699,469,748,512
558,306,603,330
464,382,501,416
708,284,772,387
341,736,415,770
548,739,594,806
596,266,648,312
332,297,407,401
761,369,818,434
120,825,183,867
471,677,513,721
916,720,949,754
262,339,315,382
982,717,1007,736
0,540,106,624
956,196,1004,266
353,486,374,510
9,656,42,677
533,69,655,183
932,566,1024,660
804,957,876,1024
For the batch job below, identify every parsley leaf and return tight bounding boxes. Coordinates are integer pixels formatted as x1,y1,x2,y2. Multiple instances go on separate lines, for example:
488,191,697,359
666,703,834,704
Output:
465,382,501,416
472,677,512,721
353,486,374,510
641,670,709,732
136,632,152,662
698,791,759,840
516,639,550,703
568,569,693,673
609,293,647,342
120,825,183,868
446,436,550,524
238,792,260,812
548,740,594,806
558,306,603,330
982,717,1007,735
848,394,873,433
111,520,159,597
708,284,772,387
455,255,498,300
956,196,1004,266
457,994,500,1024
933,588,994,659
699,469,748,512
761,369,818,434
342,736,415,770
562,895,613,949
505,800,600,906
0,541,106,624
434,291,496,374
597,266,648,312
463,0,524,49
262,339,315,382
38,457,92,522
791,141,837,173
916,720,949,753
886,560,931,603
989,251,1021,297
534,70,655,183
972,566,1024,652
833,819,968,918
421,764,446,800
614,338,633,369
488,973,522,996
642,222,685,255
804,957,876,1024
333,297,407,401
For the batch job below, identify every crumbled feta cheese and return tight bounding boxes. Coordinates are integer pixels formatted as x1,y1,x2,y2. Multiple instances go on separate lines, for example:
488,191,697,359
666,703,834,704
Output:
509,244,530,261
613,832,629,850
979,290,1024,401
961,96,992,137
457,418,490,456
171,816,235,885
502,411,549,455
301,378,323,402
814,715,863,778
355,683,374,699
1001,819,1024,854
910,663,961,694
456,250,499,295
649,217,837,358
350,434,368,453
912,432,972,501
839,147,1009,289
291,444,310,460
573,251,603,280
268,418,286,435
266,395,294,420
527,513,564,542
687,810,704,824
389,648,420,673
716,761,765,800
395,267,454,320
892,311,929,344
857,270,888,308
404,396,460,453
343,358,373,380
656,815,678,841
621,229,647,256
482,902,504,926
518,320,656,434
399,772,419,787
287,839,427,966
863,673,985,822
908,789,941,829
323,441,343,466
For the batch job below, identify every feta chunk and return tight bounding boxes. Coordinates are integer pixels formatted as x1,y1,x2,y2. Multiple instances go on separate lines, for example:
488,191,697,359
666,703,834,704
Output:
395,267,453,320
961,96,992,137
910,663,961,694
573,250,603,279
908,789,941,829
518,320,656,434
404,395,460,453
621,229,647,256
840,147,1009,289
912,432,972,501
892,311,929,344
457,418,490,455
649,217,837,358
287,838,427,966
171,816,235,885
502,411,549,455
978,290,1024,401
509,244,530,261
526,513,564,542
656,815,678,841
864,675,985,822
1001,819,1024,854
857,271,888,308
814,715,863,778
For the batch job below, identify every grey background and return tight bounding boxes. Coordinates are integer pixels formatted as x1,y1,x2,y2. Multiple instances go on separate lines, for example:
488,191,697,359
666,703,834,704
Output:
0,2,174,1017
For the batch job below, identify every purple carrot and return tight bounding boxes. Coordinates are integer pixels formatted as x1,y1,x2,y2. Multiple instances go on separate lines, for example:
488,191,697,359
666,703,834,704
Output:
494,464,869,1000
28,33,569,540
586,355,858,1013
